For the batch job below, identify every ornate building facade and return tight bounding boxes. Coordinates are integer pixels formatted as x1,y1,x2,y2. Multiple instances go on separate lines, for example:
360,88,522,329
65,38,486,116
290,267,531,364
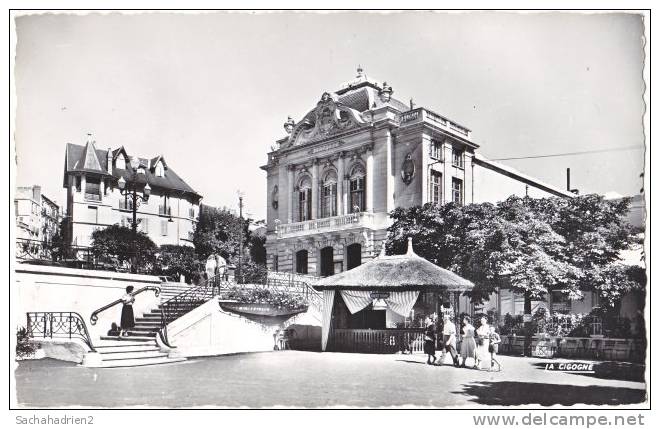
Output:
262,68,573,277
63,137,202,248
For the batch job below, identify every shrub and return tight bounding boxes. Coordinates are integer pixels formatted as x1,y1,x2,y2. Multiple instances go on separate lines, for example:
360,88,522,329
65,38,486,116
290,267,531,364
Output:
16,327,38,359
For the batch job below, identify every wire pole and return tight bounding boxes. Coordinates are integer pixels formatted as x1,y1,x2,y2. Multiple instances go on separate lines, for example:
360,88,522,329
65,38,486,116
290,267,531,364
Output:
238,193,244,284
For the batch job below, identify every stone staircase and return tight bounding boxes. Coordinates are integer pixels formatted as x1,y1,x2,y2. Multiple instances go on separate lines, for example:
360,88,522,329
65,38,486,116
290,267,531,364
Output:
91,338,185,368
158,281,197,301
80,275,321,367
85,282,198,368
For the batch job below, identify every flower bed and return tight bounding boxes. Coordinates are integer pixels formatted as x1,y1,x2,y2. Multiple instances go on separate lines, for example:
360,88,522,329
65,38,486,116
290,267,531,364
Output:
221,285,308,310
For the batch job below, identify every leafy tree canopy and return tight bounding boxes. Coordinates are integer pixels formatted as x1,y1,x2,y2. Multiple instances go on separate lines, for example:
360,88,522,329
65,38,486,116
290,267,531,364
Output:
91,224,158,273
155,244,203,284
192,204,252,261
387,195,644,307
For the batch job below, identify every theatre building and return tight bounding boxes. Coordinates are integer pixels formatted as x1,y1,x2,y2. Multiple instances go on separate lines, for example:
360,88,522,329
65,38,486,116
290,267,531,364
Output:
261,68,573,278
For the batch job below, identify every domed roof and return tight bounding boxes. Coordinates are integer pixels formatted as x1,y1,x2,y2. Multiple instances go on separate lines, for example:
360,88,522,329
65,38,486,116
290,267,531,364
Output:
314,238,474,292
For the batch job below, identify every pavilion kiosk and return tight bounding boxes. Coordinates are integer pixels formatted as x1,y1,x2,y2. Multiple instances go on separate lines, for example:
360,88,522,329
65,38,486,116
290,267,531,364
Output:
314,238,474,353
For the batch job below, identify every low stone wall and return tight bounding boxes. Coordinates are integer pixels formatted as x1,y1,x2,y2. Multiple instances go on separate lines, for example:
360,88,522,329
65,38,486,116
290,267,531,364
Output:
498,335,645,362
14,264,162,341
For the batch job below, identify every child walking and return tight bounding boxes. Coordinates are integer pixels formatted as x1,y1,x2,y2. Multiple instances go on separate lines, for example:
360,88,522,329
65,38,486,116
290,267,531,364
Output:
488,326,502,372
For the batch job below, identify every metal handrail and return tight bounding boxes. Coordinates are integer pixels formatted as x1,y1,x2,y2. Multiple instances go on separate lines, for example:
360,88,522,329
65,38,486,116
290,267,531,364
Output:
26,311,97,352
89,285,161,325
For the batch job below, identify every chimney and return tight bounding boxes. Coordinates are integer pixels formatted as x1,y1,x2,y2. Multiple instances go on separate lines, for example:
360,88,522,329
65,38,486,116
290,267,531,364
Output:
107,148,113,174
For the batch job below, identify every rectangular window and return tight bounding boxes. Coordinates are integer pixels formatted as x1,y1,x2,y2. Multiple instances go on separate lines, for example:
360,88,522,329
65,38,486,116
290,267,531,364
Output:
75,176,81,192
189,207,195,218
161,219,168,236
430,170,442,204
272,254,279,272
349,177,365,212
159,196,171,216
141,218,149,234
85,178,101,201
321,183,337,218
451,177,463,205
14,201,18,217
429,139,443,160
119,197,134,211
452,148,464,168
551,290,571,314
88,206,98,224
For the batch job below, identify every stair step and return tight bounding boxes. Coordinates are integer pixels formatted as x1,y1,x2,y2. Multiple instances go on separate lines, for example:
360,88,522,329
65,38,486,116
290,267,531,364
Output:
100,335,156,342
133,320,162,325
101,350,170,361
130,326,160,332
93,357,187,368
96,345,161,353
126,331,157,337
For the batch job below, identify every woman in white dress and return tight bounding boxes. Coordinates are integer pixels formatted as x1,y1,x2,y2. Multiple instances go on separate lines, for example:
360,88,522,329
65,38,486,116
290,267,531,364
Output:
475,316,491,369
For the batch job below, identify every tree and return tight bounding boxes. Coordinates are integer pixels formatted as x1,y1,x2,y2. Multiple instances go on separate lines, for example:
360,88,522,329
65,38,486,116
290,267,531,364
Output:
155,245,203,283
192,204,251,261
91,225,158,273
387,195,644,308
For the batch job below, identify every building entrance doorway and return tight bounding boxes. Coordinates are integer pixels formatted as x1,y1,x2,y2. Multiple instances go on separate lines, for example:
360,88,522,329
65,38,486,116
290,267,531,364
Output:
295,250,308,274
320,246,334,277
346,243,362,270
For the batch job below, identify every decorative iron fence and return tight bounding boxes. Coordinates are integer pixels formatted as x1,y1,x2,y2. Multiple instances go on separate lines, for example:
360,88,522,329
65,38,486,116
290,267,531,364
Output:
26,311,96,351
15,238,137,272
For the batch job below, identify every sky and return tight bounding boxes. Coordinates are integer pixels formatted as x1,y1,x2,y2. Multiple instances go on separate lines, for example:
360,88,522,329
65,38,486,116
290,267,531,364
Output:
13,11,646,220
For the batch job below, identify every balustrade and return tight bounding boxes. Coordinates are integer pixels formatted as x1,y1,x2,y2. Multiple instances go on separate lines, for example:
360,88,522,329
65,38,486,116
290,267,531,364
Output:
277,212,373,238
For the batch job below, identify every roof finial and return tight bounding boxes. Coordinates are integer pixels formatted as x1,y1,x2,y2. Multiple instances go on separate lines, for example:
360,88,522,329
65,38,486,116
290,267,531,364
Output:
356,64,364,78
406,237,414,255
379,241,387,258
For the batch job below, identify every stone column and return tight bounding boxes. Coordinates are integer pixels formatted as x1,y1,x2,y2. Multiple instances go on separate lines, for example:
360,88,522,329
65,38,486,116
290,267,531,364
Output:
287,165,295,223
80,174,86,196
311,159,319,219
365,146,374,213
336,152,345,216
385,129,395,212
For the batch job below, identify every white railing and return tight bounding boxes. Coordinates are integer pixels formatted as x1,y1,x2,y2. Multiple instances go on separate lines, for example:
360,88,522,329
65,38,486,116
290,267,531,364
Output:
397,108,471,139
277,212,374,238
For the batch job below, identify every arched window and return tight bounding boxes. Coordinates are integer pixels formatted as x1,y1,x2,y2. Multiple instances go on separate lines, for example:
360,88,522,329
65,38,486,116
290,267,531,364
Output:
298,176,312,222
155,162,165,177
320,169,337,218
349,164,366,213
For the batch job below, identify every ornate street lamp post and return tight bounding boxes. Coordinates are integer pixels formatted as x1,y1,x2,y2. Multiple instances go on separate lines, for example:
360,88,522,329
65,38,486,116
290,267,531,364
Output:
117,156,151,274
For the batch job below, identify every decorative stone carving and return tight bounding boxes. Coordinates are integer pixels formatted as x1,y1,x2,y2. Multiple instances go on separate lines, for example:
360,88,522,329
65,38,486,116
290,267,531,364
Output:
283,116,295,134
271,185,279,209
401,153,415,185
379,82,393,103
286,92,368,147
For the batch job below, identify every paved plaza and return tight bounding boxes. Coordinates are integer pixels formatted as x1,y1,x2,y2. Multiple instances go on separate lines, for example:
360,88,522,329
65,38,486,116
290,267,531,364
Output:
15,351,646,408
